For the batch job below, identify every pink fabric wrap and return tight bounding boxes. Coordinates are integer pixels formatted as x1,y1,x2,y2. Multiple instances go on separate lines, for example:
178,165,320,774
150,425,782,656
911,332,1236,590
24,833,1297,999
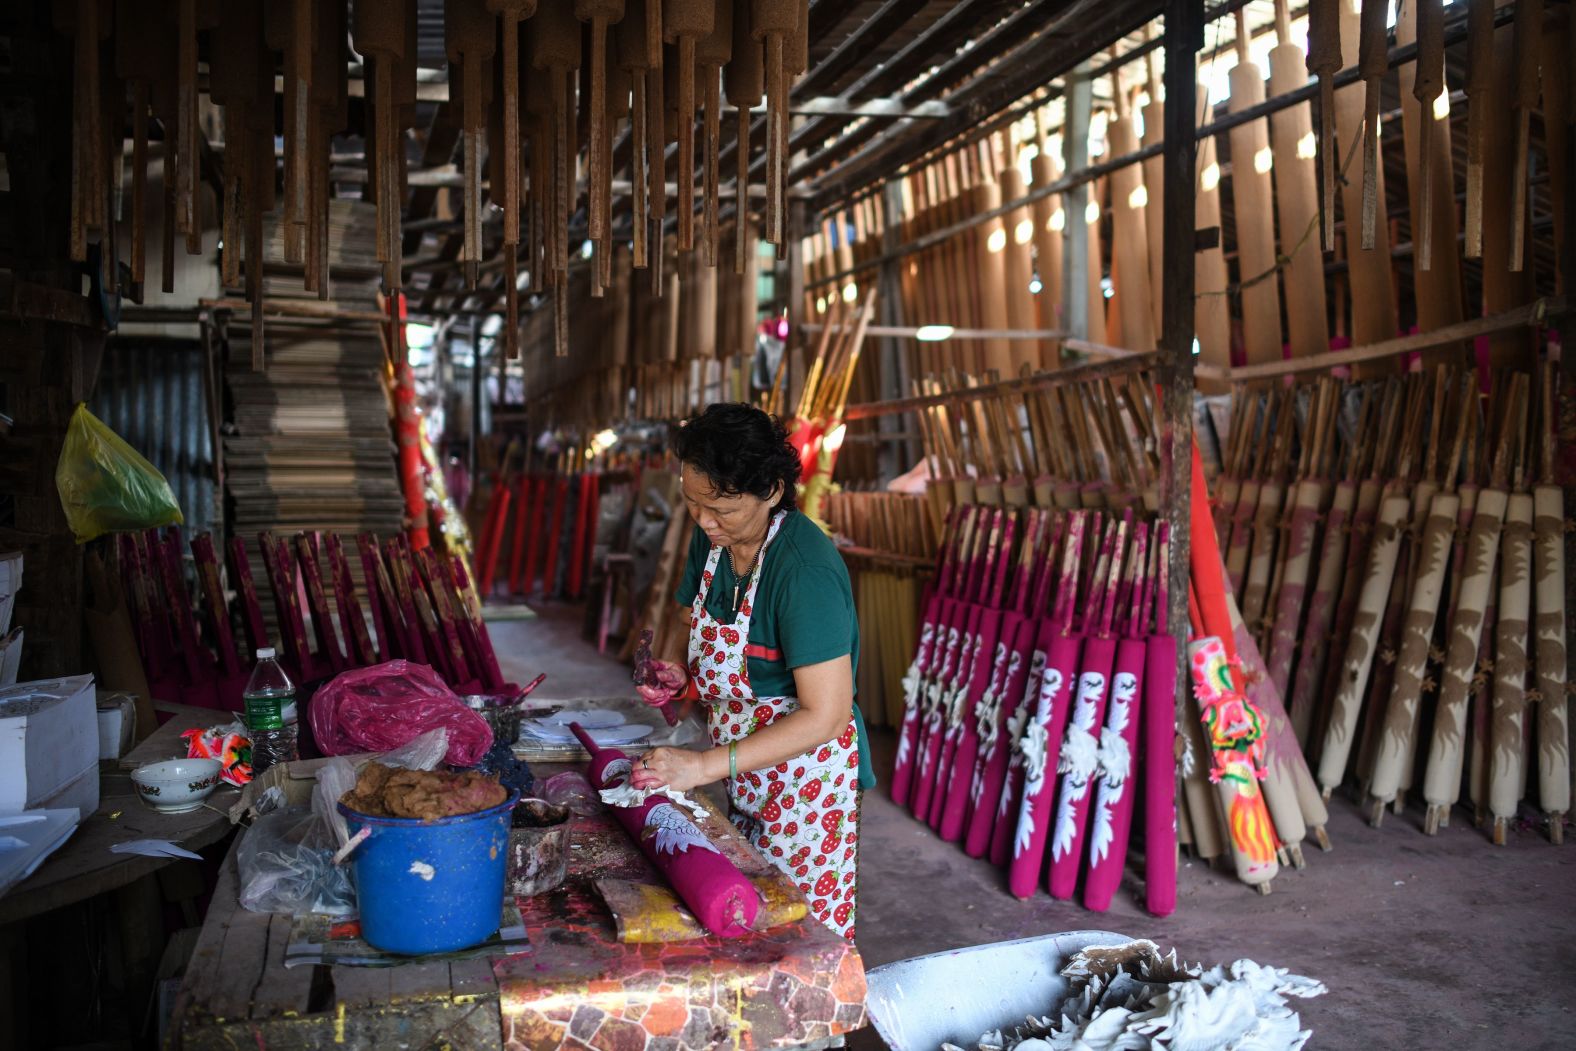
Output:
1006,628,1083,898
1046,636,1117,899
962,614,1036,857
1080,637,1147,912
1142,633,1179,916
572,724,761,939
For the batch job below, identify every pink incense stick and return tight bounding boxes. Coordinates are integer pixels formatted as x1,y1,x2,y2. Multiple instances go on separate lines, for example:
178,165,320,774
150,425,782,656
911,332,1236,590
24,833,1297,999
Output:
1082,522,1151,912
1142,524,1178,916
920,602,983,827
1046,514,1130,900
571,722,760,938
1284,480,1355,744
912,510,994,818
937,511,1023,837
893,509,974,802
1005,511,1091,896
973,514,1065,860
908,595,962,815
958,511,1051,846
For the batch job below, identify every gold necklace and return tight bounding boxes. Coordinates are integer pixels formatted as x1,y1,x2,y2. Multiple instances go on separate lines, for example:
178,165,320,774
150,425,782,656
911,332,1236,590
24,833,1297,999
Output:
727,534,766,611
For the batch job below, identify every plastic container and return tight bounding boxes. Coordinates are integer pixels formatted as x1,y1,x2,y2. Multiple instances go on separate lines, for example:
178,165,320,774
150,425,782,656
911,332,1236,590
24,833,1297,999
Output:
243,649,298,774
338,790,520,954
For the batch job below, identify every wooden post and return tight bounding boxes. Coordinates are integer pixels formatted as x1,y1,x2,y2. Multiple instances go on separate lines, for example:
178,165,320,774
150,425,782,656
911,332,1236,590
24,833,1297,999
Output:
786,198,807,411
1161,0,1200,723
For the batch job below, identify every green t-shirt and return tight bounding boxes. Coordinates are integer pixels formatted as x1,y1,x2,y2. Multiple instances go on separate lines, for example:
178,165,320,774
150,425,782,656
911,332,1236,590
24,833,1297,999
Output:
676,510,875,790
675,510,860,697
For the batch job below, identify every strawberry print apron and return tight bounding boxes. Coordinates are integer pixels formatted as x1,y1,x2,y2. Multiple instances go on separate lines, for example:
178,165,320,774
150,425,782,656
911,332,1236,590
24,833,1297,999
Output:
689,511,861,940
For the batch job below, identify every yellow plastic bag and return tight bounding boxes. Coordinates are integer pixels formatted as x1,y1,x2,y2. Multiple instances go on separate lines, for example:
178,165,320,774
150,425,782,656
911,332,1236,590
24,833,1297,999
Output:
55,404,184,543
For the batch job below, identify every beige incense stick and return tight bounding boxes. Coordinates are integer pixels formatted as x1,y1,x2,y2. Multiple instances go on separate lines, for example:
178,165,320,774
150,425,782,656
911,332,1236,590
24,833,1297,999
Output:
1488,488,1533,845
616,0,651,267
694,0,732,267
1107,71,1156,353
576,0,625,277
1368,379,1472,822
1411,0,1445,271
975,151,1015,376
751,0,796,245
491,0,540,251
1227,13,1284,366
446,0,497,290
1267,0,1330,360
1084,177,1108,345
1422,376,1523,833
1395,0,1466,367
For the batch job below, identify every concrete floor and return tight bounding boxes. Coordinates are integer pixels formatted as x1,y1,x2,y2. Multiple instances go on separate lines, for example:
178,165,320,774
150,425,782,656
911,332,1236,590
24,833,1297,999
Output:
492,607,1576,1051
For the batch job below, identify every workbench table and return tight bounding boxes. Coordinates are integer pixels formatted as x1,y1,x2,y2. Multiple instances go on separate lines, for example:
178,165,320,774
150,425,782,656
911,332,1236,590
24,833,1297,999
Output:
0,702,239,927
168,773,867,1051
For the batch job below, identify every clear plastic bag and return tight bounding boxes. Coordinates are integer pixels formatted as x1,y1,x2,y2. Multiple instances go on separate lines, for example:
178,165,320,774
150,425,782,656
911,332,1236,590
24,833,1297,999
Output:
309,660,492,766
237,805,356,916
54,404,183,543
239,729,451,916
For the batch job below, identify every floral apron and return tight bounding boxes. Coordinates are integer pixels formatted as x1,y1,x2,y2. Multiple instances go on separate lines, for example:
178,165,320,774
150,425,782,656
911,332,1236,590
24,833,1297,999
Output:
689,511,861,940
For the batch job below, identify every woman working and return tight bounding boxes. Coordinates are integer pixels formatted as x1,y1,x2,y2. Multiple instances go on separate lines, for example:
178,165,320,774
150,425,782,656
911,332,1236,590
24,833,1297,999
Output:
633,403,871,940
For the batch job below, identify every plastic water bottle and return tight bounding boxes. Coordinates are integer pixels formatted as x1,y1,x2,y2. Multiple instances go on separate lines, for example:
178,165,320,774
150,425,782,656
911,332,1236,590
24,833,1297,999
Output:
244,648,299,774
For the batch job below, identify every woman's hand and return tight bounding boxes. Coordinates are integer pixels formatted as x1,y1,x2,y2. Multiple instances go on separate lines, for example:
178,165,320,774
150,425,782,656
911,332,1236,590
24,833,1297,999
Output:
633,745,720,793
635,659,689,708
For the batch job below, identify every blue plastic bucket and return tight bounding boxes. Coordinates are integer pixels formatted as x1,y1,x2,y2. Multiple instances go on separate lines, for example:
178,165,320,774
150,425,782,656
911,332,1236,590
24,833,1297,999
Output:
338,791,519,954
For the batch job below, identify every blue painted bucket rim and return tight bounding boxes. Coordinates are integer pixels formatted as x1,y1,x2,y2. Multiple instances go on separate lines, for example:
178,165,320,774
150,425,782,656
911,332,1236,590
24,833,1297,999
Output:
337,788,521,828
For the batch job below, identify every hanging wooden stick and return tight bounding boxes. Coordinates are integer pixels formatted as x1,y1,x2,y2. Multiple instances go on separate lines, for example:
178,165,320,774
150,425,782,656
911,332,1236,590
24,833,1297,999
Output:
1463,0,1495,258
491,1,540,251
617,0,651,267
725,4,763,275
1412,0,1444,270
532,0,583,355
752,1,796,245
1306,0,1341,252
355,0,411,292
576,0,625,278
1357,0,1387,250
446,0,497,290
664,0,713,252
695,0,731,268
1508,0,1544,271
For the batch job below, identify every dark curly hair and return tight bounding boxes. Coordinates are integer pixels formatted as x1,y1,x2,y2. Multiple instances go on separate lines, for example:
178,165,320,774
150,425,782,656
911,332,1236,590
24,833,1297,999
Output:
673,403,801,512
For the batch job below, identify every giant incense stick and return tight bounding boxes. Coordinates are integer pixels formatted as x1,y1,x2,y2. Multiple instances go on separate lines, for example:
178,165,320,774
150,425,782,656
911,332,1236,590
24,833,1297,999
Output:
1507,0,1544,272
1006,511,1090,895
1306,0,1342,252
1488,487,1533,845
1422,377,1523,833
1532,366,1569,842
1083,522,1150,912
1188,446,1280,890
1047,515,1128,899
1142,524,1178,916
1367,376,1473,823
1462,0,1495,258
1267,380,1338,701
1194,87,1232,391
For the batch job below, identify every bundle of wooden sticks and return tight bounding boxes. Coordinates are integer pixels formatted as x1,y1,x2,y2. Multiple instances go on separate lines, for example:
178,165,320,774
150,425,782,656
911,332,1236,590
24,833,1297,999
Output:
114,525,516,711
1214,363,1568,845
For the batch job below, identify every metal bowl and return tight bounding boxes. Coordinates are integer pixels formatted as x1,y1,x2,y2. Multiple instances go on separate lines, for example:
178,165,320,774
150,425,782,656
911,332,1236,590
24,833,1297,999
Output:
464,694,522,746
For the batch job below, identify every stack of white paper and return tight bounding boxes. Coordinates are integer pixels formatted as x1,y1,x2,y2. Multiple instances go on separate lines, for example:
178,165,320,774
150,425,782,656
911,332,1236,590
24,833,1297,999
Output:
0,809,80,898
0,674,99,817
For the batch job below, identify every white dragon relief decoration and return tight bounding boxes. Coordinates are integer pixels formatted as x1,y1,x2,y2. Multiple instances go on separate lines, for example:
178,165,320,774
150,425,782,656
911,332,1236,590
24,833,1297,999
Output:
1011,664,1064,856
642,804,721,856
1050,672,1106,861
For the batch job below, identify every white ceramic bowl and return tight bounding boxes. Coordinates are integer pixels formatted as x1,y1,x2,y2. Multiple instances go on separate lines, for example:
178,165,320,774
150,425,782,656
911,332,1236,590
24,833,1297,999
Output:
131,758,224,814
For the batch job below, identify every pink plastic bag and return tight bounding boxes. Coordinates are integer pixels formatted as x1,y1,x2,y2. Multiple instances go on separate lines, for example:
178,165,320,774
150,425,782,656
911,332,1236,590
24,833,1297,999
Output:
310,660,494,767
